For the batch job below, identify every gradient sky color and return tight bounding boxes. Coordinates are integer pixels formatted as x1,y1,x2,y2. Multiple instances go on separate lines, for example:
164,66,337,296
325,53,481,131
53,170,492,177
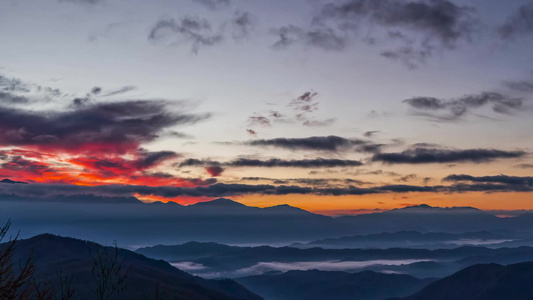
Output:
0,0,532,215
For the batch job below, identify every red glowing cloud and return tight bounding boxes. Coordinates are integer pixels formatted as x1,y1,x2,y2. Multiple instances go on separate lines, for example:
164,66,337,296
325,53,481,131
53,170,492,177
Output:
205,166,224,177
0,98,214,188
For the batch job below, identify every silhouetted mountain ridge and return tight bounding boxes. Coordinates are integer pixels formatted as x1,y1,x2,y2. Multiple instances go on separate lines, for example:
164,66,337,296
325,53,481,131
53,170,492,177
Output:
3,191,533,246
8,234,262,300
395,262,533,300
191,198,247,208
236,269,435,300
1,178,28,184
388,204,482,213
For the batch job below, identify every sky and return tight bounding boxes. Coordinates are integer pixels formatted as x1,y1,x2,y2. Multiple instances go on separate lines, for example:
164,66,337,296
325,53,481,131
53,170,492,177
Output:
0,0,532,215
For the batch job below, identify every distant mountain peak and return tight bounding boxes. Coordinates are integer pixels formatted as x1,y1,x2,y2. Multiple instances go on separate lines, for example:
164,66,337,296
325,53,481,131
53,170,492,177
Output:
393,204,481,212
411,204,432,208
149,201,183,206
398,204,435,210
192,198,247,208
1,178,28,184
263,204,306,212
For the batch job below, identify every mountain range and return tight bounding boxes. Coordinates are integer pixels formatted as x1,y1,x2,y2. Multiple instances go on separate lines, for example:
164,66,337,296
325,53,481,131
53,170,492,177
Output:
2,192,533,247
290,231,517,249
136,241,533,279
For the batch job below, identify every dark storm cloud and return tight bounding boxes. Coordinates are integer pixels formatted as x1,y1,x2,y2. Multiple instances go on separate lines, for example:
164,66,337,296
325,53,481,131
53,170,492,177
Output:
1,178,532,199
149,17,224,53
246,135,382,153
192,0,231,10
134,151,179,169
0,182,375,198
0,100,210,153
273,0,477,67
179,157,363,168
77,154,175,174
403,92,523,120
372,148,526,164
241,177,370,187
443,174,533,186
317,0,475,44
498,2,533,40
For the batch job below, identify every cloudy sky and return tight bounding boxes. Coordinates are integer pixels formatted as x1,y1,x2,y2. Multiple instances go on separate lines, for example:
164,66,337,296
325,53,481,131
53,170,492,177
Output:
0,0,532,215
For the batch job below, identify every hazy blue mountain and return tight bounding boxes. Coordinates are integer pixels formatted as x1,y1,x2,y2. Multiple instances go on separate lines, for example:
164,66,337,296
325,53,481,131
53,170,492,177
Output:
135,241,533,279
3,193,533,247
136,241,243,261
9,234,263,300
0,196,342,246
395,262,533,300
290,231,511,249
337,205,503,234
236,270,435,300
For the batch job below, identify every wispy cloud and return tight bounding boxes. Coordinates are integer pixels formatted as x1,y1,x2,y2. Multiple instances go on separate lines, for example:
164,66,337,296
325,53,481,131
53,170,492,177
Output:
149,17,224,54
246,135,382,153
373,147,526,164
247,91,337,134
272,0,478,68
403,92,523,121
443,174,533,186
192,0,231,10
498,2,533,40
179,157,363,168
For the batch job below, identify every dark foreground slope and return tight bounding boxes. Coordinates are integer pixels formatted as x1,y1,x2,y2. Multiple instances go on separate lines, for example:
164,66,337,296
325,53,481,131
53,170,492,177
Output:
236,270,435,300
9,234,262,300
396,262,533,300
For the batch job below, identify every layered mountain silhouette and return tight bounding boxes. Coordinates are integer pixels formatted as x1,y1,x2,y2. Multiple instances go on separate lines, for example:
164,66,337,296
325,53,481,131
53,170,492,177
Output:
290,231,513,249
0,195,339,246
137,241,242,261
337,205,502,233
9,234,262,300
395,262,533,300
236,270,435,300
136,241,533,279
2,191,533,247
